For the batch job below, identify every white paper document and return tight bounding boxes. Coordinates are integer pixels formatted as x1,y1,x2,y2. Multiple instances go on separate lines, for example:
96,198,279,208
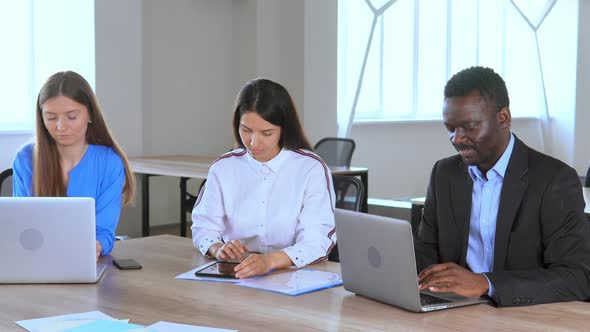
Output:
177,263,342,296
238,268,342,296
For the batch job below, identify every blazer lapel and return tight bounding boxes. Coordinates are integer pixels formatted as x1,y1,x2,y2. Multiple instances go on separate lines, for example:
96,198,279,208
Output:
450,159,473,266
493,136,529,271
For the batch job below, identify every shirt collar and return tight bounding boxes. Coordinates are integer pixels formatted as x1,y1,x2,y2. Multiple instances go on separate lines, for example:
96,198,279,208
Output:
246,148,288,173
468,133,515,181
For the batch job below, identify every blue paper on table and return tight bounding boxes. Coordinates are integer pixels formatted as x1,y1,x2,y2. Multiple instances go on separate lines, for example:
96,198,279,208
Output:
63,319,144,331
237,268,342,296
144,321,237,331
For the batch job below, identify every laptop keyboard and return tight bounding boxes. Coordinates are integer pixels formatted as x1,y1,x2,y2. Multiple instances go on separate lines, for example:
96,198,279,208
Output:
420,293,452,306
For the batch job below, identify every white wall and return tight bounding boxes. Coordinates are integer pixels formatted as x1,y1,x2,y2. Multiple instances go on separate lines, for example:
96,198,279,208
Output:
574,0,590,175
95,0,143,157
255,1,305,111
231,0,257,95
0,134,33,172
351,119,543,198
303,0,338,143
143,0,235,156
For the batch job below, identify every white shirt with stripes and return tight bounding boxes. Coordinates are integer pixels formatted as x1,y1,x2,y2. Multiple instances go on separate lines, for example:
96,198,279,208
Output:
191,148,336,268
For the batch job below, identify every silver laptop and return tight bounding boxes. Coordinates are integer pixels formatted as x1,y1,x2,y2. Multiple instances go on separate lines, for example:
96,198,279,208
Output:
0,197,107,283
335,208,488,312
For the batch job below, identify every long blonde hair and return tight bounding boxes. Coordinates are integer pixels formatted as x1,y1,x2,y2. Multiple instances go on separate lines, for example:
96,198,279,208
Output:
34,71,135,205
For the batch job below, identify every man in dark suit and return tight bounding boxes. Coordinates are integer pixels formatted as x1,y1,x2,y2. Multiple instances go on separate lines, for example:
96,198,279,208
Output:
415,66,590,306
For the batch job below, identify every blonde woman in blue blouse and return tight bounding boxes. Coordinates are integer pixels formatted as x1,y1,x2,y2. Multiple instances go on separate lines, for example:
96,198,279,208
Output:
13,71,135,260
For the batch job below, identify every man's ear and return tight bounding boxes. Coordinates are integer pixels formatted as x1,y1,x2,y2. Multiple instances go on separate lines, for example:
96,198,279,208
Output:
497,107,511,129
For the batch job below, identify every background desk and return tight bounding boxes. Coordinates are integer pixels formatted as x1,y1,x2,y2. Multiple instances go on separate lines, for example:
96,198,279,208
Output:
410,196,426,232
2,235,590,331
130,155,214,237
130,155,369,237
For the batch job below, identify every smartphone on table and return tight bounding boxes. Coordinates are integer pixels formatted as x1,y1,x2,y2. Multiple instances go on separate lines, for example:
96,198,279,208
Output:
195,261,239,279
113,258,142,270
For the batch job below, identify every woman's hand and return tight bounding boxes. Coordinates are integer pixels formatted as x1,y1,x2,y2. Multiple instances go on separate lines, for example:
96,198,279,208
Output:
234,254,273,278
234,250,293,279
96,241,102,262
209,240,248,261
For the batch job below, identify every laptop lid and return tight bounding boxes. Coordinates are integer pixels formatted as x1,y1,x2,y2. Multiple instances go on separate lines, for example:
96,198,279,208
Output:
0,197,104,283
335,208,487,312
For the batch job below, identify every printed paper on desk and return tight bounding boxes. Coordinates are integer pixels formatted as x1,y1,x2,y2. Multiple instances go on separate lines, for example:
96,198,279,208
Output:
238,268,343,296
175,262,241,283
141,321,237,332
16,311,115,331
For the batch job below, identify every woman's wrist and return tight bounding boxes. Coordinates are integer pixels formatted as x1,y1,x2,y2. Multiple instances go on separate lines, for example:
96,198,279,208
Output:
207,242,223,258
267,250,292,270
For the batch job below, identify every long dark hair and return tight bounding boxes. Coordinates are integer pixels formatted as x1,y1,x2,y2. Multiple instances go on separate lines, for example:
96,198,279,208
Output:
34,71,135,205
232,78,313,151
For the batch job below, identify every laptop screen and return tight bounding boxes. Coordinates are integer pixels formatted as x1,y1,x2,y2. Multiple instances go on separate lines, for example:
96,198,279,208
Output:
0,197,98,283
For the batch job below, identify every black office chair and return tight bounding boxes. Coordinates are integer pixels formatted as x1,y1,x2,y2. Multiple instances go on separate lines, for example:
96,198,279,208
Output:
0,168,13,196
333,175,365,212
314,137,356,167
180,178,207,236
585,166,589,187
328,175,365,262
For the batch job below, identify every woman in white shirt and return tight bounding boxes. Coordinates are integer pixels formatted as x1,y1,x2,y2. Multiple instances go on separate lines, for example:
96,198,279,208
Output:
192,78,336,278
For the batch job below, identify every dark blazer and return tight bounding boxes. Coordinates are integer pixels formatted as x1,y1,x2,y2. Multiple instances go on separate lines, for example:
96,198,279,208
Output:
415,136,590,307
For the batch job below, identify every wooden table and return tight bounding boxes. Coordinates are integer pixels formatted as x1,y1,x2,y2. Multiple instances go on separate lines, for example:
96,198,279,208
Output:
130,155,369,237
3,235,590,331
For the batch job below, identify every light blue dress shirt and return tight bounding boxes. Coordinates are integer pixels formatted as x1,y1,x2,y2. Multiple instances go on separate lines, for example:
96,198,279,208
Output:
466,133,514,296
12,143,125,255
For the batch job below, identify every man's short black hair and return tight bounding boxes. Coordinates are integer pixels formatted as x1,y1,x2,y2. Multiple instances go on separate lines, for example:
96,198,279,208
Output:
444,66,509,110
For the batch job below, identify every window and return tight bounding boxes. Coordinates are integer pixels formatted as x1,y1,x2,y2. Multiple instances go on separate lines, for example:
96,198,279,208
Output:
0,0,95,133
338,0,578,125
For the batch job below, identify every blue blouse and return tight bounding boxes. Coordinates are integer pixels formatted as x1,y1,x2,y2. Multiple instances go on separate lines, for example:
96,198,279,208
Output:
12,143,125,255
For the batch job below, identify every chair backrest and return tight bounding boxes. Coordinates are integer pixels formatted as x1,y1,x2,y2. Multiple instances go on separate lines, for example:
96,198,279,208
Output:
183,179,207,213
329,175,365,262
332,175,365,212
585,166,590,187
314,137,356,167
0,168,13,197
